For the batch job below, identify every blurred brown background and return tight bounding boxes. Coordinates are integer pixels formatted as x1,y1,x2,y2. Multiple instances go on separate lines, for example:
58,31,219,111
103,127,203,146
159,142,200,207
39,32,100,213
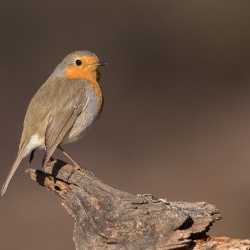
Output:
1,1,250,249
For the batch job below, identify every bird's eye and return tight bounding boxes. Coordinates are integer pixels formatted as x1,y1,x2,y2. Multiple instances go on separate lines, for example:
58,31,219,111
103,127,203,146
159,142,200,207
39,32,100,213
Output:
75,60,82,66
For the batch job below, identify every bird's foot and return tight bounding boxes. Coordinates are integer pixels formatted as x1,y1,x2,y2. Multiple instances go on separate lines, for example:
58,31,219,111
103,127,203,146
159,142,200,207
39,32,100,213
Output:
71,163,94,176
57,146,93,176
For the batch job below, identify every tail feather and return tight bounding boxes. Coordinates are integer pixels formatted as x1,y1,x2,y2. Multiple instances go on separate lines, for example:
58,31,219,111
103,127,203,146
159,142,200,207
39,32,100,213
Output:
1,151,24,196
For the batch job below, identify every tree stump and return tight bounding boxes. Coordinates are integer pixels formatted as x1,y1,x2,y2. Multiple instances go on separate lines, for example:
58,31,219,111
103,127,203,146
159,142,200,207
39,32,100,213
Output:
25,160,250,250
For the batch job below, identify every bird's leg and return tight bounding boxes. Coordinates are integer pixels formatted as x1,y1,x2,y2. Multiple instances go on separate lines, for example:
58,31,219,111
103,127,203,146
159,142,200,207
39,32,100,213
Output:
57,146,81,168
57,146,93,175
29,149,54,165
28,149,36,165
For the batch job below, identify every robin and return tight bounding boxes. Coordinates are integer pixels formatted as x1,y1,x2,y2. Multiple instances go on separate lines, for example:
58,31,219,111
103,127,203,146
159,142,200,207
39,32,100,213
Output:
1,50,106,195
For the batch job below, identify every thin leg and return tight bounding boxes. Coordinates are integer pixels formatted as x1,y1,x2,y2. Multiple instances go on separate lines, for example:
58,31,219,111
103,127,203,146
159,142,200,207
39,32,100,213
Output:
57,146,82,169
29,149,36,165
30,149,54,165
57,146,94,176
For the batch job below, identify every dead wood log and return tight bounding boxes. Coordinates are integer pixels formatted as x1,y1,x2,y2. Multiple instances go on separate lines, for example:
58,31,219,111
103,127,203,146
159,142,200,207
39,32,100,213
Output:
25,160,250,250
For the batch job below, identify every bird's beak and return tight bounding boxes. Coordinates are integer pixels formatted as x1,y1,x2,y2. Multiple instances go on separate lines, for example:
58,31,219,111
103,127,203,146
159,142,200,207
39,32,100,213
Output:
90,61,107,67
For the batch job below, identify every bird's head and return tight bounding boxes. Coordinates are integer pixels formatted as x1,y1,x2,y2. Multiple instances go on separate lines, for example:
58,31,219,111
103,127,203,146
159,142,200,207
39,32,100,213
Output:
55,51,106,82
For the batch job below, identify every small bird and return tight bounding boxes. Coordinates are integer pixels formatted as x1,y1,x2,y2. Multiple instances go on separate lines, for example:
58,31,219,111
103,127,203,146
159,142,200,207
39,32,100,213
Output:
1,50,106,195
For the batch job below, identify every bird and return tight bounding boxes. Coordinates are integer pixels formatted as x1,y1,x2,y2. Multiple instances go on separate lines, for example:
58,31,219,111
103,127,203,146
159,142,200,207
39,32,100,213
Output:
1,50,106,196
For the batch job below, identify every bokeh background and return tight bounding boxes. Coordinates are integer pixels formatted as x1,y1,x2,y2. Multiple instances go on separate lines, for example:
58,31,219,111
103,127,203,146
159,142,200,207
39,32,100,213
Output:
1,1,250,249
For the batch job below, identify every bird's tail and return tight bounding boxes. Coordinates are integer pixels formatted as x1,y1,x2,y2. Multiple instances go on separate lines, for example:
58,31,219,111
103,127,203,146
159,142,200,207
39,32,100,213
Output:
1,149,25,196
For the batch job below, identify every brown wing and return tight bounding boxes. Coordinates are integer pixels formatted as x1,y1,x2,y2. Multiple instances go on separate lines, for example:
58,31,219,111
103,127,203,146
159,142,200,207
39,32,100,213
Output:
42,80,86,167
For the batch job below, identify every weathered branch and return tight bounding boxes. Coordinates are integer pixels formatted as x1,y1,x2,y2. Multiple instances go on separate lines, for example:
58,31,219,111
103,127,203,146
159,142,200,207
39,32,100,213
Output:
25,160,250,249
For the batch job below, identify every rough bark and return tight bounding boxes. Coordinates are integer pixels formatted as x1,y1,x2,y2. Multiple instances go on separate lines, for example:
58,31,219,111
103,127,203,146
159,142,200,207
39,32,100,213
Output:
25,160,250,250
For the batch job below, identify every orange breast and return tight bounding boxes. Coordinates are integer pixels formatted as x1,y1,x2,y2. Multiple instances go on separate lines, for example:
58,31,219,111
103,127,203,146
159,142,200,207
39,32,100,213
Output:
88,79,103,113
65,55,103,112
